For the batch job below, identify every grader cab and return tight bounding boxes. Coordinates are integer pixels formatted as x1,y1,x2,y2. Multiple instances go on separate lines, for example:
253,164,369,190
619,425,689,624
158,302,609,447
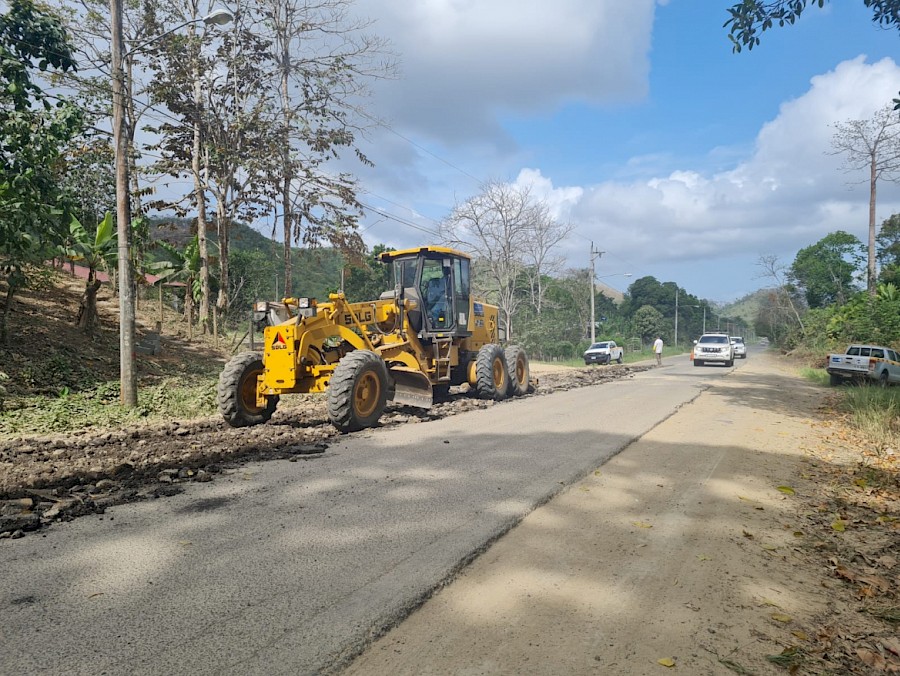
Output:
217,246,530,432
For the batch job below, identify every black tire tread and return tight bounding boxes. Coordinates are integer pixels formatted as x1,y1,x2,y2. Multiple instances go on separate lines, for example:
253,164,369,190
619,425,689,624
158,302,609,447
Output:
504,345,529,397
476,344,508,401
327,350,389,433
218,352,277,427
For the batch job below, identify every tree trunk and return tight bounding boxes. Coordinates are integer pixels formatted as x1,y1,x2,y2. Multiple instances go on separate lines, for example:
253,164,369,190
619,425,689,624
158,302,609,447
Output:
217,204,230,312
1,281,15,344
192,115,211,332
76,273,103,335
280,35,293,298
869,153,878,296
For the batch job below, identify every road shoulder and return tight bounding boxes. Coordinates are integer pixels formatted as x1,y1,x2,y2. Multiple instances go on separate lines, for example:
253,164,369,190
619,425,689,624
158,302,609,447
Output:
344,353,834,675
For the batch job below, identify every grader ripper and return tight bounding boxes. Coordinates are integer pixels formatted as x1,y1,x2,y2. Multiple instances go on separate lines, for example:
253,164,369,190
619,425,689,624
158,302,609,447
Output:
217,246,531,432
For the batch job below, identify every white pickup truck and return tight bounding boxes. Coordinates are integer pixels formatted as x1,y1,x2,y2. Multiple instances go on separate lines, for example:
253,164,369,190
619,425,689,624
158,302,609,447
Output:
826,344,900,386
583,340,624,365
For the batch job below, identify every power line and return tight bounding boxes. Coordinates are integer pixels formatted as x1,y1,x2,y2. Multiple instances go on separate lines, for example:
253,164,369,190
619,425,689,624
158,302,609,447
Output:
355,108,483,185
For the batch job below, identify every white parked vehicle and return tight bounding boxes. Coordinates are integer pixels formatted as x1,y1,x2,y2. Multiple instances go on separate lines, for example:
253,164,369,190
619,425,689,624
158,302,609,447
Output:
826,345,900,386
730,336,747,359
693,333,734,367
583,340,624,365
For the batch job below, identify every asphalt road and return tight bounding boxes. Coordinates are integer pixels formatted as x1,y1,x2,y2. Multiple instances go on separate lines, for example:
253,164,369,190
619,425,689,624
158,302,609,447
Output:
0,352,749,675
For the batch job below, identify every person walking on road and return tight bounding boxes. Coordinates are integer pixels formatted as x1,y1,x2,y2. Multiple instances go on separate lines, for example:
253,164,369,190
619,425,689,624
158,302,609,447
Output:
653,336,663,366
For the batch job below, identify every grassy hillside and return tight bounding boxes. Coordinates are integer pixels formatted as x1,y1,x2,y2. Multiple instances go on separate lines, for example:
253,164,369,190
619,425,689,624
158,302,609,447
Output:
719,288,769,327
148,216,345,301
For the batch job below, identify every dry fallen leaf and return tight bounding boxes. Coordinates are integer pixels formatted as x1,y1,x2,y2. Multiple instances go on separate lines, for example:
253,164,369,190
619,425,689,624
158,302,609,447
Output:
657,658,675,667
791,630,809,641
777,486,795,495
882,638,900,657
877,555,897,569
835,565,857,582
771,613,792,623
857,648,888,670
831,519,847,532
633,521,653,529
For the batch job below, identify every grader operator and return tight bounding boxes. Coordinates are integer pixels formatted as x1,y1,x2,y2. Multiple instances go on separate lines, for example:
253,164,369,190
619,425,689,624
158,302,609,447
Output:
217,246,530,433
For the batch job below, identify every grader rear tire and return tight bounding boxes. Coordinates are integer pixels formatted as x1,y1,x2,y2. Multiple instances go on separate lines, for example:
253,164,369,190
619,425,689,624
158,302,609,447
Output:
476,344,509,401
504,345,530,397
327,350,389,433
218,352,278,427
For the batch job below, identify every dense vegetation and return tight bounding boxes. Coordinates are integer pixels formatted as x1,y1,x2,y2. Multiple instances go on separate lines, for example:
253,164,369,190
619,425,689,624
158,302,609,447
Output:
754,218,900,357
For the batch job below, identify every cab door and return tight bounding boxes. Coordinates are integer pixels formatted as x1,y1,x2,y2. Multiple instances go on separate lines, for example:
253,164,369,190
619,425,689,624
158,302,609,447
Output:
420,257,455,333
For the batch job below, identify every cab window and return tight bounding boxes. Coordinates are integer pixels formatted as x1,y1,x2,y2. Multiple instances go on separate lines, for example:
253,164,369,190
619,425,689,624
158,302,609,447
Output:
453,257,470,328
421,259,452,329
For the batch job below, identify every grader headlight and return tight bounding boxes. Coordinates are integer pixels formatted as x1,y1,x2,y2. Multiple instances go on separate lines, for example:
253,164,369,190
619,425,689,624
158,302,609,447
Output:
296,297,317,318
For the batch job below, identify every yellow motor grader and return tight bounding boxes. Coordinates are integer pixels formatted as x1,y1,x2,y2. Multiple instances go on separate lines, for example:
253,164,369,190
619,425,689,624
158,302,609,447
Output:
217,245,530,432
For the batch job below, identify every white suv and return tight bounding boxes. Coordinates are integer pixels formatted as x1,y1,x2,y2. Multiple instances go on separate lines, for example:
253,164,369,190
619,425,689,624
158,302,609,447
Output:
693,333,734,367
730,336,747,359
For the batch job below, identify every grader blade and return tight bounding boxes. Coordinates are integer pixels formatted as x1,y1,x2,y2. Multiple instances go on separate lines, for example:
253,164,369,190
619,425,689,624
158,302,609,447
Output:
389,367,434,409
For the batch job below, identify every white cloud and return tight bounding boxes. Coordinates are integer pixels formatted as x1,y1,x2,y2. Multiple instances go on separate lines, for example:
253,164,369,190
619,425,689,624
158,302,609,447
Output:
532,56,900,286
355,0,655,143
344,0,900,300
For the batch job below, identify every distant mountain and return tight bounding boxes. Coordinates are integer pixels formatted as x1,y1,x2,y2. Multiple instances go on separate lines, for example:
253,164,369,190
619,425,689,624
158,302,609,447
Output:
597,281,626,304
147,216,345,299
718,289,771,326
148,216,279,254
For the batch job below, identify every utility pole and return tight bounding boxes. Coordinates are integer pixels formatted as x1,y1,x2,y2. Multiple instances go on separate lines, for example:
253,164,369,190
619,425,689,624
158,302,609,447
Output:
674,286,679,348
108,6,232,407
589,244,604,344
110,0,136,406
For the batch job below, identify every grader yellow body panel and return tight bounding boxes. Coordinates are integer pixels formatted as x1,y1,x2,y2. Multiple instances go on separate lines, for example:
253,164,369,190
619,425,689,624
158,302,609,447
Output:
217,246,529,433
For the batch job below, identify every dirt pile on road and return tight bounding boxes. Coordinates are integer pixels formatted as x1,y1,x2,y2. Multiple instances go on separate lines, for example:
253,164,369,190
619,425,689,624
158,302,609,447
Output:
0,364,647,537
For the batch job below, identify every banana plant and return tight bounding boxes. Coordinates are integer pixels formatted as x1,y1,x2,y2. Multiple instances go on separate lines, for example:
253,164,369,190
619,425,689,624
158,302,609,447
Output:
65,211,116,332
146,237,202,323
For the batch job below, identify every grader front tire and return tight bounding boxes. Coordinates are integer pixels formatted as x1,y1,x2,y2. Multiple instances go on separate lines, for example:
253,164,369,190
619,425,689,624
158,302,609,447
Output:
218,352,278,427
504,345,530,397
476,344,509,401
327,350,389,433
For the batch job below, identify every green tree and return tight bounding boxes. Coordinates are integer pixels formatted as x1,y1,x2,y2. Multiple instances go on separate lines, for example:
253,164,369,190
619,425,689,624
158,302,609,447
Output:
790,231,865,308
622,276,669,316
343,245,394,303
226,249,279,322
0,0,82,341
725,1,900,53
877,213,900,283
632,305,665,344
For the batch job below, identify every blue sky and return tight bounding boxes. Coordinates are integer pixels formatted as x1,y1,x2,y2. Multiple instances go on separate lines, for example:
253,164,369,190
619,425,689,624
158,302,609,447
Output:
329,0,900,303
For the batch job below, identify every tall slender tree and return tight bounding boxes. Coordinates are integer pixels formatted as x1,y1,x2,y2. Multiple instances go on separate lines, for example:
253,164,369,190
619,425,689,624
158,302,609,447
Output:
830,104,900,295
259,0,393,295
